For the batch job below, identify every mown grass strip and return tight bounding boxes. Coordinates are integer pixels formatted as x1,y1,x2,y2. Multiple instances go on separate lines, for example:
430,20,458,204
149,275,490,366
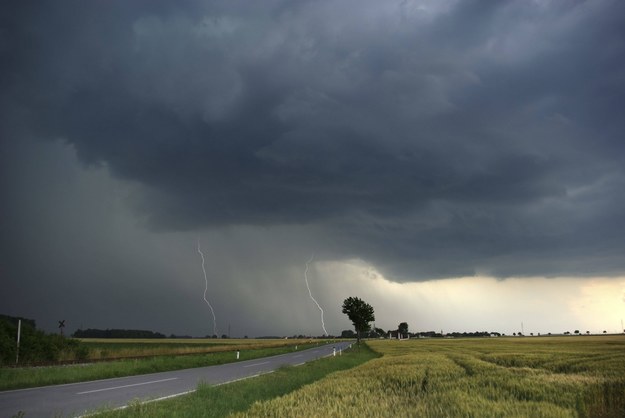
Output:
93,343,379,418
0,342,329,391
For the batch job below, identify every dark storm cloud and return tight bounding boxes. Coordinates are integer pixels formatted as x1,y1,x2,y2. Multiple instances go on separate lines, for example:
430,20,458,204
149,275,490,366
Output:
3,0,625,280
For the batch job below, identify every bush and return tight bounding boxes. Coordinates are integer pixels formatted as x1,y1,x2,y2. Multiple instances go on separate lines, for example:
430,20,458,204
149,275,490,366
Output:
0,316,89,365
0,319,17,364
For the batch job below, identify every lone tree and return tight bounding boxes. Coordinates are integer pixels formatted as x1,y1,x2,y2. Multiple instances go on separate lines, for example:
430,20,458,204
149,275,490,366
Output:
342,297,375,343
398,322,409,337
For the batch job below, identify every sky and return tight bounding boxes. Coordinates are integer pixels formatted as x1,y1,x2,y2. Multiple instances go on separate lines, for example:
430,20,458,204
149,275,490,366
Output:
2,0,625,337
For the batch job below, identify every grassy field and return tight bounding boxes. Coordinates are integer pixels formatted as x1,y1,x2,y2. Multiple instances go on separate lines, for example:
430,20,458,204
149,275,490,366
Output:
0,338,328,391
235,336,625,418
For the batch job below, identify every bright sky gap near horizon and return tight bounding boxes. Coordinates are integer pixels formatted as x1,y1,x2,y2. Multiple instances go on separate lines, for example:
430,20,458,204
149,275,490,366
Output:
2,0,625,337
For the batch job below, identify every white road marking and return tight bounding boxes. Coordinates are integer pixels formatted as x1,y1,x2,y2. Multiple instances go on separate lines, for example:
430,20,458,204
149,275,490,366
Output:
78,389,197,417
76,378,178,395
77,371,277,417
2,373,143,394
141,389,195,403
216,370,275,386
243,361,270,368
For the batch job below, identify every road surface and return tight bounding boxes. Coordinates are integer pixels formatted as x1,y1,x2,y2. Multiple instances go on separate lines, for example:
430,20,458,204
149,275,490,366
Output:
0,341,353,418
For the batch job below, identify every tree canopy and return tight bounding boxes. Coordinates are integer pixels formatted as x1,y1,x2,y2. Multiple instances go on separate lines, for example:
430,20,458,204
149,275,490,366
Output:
341,296,375,342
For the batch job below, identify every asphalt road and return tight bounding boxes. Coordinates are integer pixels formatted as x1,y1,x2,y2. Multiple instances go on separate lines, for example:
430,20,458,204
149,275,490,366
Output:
0,341,353,418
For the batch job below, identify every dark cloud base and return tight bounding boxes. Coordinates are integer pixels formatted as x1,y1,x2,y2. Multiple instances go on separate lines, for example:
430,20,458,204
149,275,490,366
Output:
2,0,625,284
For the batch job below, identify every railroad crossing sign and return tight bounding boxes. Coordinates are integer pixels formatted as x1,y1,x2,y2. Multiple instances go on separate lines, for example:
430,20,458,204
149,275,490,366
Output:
58,320,65,336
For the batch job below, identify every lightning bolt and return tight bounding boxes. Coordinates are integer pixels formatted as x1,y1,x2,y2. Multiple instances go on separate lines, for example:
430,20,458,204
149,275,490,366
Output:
304,254,328,336
197,239,218,337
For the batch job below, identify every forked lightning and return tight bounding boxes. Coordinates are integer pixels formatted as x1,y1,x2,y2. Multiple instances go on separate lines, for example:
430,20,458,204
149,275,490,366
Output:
305,254,328,336
197,239,218,337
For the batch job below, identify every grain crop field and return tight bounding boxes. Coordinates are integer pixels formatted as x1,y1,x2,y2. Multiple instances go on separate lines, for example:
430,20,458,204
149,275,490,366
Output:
236,336,625,418
77,338,317,360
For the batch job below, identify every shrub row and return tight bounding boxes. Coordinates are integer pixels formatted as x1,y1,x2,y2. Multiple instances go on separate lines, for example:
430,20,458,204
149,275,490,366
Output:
0,316,88,366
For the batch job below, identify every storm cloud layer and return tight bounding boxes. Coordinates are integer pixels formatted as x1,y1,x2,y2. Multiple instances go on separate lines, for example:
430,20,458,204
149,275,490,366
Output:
2,1,625,334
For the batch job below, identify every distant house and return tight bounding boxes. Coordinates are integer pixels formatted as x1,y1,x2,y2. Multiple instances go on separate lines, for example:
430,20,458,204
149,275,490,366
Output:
388,330,410,340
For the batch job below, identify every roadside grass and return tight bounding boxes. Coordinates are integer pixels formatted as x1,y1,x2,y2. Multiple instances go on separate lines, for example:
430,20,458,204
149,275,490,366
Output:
93,343,379,418
0,341,330,391
235,336,625,418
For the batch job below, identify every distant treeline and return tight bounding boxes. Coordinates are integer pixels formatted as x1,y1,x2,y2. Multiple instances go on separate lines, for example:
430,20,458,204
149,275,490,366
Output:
436,331,500,338
0,314,36,329
406,331,501,338
73,328,167,339
341,329,503,339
